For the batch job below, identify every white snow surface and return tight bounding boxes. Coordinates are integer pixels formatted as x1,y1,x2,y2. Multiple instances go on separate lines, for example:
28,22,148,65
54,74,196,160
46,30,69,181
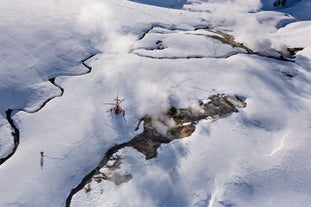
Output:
0,0,311,207
0,115,14,159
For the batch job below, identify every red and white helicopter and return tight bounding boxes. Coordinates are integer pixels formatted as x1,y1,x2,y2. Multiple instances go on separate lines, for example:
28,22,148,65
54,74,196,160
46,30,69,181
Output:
104,96,125,116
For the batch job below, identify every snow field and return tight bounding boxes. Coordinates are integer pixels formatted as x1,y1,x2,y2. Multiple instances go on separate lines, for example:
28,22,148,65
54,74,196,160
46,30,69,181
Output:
0,0,311,206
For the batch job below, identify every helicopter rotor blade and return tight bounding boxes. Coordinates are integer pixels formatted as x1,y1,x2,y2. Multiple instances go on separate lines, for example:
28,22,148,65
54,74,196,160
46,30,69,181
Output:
119,98,125,104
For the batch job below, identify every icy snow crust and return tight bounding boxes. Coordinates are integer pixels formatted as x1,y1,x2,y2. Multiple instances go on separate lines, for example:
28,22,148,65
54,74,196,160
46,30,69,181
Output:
0,0,311,207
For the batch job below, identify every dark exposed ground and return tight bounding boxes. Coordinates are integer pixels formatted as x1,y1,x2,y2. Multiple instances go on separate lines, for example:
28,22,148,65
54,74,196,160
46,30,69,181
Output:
130,94,246,159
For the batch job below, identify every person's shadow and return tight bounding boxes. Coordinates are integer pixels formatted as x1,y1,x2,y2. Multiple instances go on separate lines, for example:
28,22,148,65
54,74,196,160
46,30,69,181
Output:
40,151,44,170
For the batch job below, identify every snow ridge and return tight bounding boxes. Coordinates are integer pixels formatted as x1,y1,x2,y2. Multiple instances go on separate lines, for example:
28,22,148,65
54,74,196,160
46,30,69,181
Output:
132,25,302,62
0,53,97,166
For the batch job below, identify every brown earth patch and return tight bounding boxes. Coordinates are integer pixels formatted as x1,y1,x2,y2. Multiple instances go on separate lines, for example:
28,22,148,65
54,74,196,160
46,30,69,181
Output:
130,94,246,159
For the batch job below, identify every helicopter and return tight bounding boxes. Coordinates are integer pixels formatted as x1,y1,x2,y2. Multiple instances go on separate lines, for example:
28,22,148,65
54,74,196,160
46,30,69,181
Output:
104,96,125,116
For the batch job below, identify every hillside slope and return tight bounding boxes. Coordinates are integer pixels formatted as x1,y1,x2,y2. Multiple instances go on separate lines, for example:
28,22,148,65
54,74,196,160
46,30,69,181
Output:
0,0,311,207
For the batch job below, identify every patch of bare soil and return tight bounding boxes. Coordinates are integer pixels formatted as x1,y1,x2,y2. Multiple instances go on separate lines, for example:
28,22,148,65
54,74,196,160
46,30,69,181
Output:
130,94,246,159
90,156,133,186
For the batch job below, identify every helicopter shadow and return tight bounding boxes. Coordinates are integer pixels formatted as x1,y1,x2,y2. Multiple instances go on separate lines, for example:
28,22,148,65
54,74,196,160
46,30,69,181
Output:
110,113,131,143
